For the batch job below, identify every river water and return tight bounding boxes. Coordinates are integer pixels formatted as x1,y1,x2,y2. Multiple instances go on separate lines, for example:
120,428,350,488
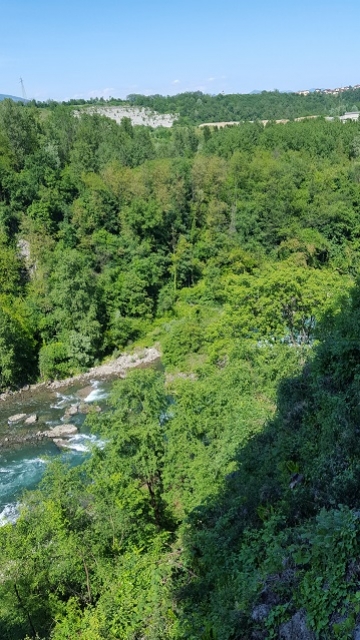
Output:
0,377,113,525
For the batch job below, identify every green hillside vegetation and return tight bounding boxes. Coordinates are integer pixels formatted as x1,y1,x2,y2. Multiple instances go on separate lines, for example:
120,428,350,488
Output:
125,90,348,124
1,98,360,637
34,86,360,125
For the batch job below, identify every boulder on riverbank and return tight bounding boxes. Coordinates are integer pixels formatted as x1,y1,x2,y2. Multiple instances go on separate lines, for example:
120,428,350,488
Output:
44,424,78,438
64,404,79,417
77,386,94,400
24,414,37,425
52,438,73,449
8,413,27,425
78,401,101,414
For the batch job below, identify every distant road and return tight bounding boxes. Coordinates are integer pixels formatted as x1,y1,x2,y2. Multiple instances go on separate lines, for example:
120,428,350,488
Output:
199,115,320,128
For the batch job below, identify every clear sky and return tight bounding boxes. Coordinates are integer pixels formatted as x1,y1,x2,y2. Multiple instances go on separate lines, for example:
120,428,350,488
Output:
2,0,360,101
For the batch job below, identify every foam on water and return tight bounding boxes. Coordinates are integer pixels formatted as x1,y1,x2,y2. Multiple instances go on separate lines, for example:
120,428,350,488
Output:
63,433,106,453
0,502,20,526
83,381,108,403
51,392,77,409
0,376,112,525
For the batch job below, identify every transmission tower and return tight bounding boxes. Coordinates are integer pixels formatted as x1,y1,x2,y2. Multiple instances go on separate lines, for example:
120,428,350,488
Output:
19,77,27,101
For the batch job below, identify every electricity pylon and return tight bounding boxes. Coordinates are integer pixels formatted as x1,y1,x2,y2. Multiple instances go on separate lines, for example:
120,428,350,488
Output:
19,77,27,101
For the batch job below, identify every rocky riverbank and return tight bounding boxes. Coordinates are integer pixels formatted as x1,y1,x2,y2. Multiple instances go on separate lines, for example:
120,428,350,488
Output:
0,418,82,450
0,347,161,403
0,347,161,452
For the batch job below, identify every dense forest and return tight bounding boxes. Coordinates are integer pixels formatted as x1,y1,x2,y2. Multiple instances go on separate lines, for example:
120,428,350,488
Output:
125,89,360,124
1,98,360,637
33,87,360,124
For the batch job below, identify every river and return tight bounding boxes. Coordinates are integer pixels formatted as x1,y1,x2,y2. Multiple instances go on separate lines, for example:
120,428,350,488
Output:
0,377,114,525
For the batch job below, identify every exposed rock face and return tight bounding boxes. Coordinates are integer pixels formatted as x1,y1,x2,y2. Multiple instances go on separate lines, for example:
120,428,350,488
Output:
289,472,304,489
17,239,30,261
44,424,78,438
279,610,315,640
251,604,272,622
24,414,37,425
74,106,177,128
8,414,27,424
354,626,360,640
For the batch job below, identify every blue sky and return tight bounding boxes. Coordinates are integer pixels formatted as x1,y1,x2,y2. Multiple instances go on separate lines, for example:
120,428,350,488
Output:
1,0,360,101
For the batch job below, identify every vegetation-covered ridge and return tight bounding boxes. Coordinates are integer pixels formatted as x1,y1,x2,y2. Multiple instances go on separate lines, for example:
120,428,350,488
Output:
0,94,25,103
32,87,360,125
125,89,360,124
1,98,360,637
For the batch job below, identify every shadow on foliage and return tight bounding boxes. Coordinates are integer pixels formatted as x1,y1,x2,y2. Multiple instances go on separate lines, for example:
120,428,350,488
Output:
176,281,360,639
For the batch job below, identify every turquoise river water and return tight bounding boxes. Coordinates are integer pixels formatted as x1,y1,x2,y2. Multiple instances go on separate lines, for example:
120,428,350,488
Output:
0,377,113,525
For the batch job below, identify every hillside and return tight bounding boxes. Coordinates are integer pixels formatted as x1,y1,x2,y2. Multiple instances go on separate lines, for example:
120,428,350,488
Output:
1,99,360,637
126,88,360,124
0,93,26,102
31,88,360,127
34,87,360,126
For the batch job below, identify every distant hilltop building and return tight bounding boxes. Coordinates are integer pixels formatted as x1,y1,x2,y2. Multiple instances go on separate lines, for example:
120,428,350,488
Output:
296,85,360,96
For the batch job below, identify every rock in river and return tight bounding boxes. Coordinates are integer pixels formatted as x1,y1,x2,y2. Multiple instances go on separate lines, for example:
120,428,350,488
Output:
79,401,101,414
24,414,38,425
52,438,73,449
44,424,78,438
8,413,27,424
64,404,79,417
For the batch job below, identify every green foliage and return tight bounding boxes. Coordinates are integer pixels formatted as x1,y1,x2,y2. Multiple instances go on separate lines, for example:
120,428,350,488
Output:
2,101,360,385
4,97,360,639
162,312,205,366
295,508,359,635
125,89,360,124
38,341,70,379
0,299,36,388
0,100,40,169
